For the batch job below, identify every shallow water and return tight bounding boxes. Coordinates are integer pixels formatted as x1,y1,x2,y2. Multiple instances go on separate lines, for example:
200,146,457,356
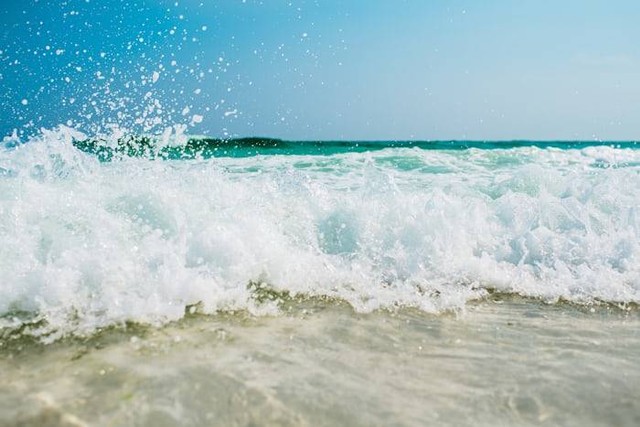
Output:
2,297,639,427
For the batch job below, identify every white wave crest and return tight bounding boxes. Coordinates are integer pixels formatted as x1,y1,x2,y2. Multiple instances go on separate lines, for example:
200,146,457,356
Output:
2,128,640,338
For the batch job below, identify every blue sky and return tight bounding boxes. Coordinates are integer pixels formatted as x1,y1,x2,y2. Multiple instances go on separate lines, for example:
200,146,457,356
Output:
1,0,639,140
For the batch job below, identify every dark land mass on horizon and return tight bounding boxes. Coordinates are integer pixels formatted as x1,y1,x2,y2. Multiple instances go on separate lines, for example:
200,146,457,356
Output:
71,136,640,161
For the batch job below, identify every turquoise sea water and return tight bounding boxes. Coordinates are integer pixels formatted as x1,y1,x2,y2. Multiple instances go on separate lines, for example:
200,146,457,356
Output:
70,136,640,160
1,128,640,340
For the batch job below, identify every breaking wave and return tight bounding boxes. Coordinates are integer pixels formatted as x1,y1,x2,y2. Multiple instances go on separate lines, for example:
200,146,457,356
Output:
2,126,640,340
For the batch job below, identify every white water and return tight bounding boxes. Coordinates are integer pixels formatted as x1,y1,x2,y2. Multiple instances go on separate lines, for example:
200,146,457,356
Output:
2,127,640,339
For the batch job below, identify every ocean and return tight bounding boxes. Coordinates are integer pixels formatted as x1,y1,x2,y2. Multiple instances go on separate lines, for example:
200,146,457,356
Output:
1,128,640,426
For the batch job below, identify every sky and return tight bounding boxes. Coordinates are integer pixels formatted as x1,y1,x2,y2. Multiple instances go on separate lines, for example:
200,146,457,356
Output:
1,0,639,140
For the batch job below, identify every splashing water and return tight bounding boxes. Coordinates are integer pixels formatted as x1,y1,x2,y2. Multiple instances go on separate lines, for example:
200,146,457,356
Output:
1,126,640,340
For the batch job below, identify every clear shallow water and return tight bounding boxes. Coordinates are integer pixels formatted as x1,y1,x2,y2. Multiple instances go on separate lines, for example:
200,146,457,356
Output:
1,128,640,340
1,299,639,427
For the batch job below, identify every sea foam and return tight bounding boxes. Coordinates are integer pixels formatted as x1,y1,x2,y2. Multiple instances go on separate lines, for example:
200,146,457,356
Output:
1,127,640,339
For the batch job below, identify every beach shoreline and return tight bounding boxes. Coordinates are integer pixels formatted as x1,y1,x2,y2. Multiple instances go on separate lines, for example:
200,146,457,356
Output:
2,296,639,426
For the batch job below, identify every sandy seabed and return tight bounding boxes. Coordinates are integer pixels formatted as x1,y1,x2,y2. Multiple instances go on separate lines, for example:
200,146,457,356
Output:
1,297,639,427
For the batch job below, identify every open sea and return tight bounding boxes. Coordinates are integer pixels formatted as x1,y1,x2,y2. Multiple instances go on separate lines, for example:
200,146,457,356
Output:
1,128,640,426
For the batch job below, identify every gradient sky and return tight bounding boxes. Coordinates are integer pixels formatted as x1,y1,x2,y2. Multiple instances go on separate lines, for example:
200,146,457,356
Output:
1,0,639,140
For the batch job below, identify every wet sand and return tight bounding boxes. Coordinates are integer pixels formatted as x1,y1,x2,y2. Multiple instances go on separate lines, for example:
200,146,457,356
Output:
1,297,639,426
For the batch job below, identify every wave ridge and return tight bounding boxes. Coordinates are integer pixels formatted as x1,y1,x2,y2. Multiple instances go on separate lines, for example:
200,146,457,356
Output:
2,127,640,340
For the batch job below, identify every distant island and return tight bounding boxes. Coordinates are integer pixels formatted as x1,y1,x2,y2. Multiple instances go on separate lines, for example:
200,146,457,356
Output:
72,136,640,161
